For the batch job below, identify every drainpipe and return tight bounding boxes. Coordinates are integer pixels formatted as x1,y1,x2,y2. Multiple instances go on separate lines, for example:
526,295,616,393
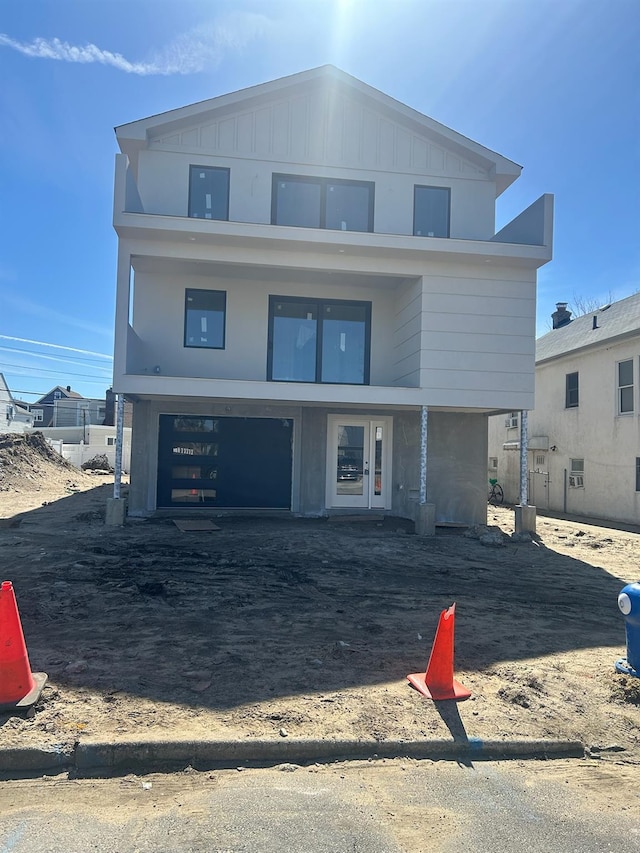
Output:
520,410,528,506
419,405,428,504
113,394,125,500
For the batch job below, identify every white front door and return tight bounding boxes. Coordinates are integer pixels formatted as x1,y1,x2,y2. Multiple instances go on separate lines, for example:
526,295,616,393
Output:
326,415,392,509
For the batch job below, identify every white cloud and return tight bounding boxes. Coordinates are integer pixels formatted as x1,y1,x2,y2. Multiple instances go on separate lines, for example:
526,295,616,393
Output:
0,12,272,75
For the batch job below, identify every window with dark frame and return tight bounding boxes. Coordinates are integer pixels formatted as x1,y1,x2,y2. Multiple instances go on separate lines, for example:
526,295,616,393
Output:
565,371,579,408
272,175,374,233
188,166,230,220
268,295,371,385
413,186,450,237
184,289,226,349
636,458,640,492
618,359,634,414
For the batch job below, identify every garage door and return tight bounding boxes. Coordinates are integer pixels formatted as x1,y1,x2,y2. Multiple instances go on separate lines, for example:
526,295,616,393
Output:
157,415,293,509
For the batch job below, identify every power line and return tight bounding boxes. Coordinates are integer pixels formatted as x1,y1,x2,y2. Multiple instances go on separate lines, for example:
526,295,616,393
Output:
0,361,112,381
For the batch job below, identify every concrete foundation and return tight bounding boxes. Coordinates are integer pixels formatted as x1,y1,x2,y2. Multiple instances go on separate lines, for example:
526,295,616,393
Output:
514,504,537,534
414,503,436,537
106,497,127,527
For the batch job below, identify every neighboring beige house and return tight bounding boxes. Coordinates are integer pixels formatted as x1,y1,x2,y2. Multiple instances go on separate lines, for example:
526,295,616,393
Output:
112,65,553,521
29,424,132,472
0,372,34,433
489,294,640,525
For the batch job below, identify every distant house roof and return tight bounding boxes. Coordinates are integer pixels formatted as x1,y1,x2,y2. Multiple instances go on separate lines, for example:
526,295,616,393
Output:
37,385,84,402
536,292,640,364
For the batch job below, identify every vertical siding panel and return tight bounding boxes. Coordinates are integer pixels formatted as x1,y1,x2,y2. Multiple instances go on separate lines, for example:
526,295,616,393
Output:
396,128,411,169
218,118,236,152
379,119,395,168
361,110,378,167
272,101,290,156
307,90,325,162
236,113,254,153
254,108,272,156
289,96,308,160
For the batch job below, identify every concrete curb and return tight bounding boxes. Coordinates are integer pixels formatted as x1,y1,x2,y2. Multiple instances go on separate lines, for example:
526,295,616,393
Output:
0,738,585,778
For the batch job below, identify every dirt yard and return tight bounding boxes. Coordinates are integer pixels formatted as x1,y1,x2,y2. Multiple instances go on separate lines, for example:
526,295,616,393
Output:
1,434,639,780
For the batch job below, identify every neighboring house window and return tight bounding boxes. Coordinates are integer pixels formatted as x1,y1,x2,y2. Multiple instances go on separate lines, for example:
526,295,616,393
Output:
6,405,14,421
271,175,374,233
489,457,498,469
569,458,584,488
505,412,519,428
565,372,579,408
535,454,546,467
188,166,230,220
618,359,634,413
268,296,371,385
636,458,640,492
413,186,450,237
106,436,116,446
32,409,43,422
54,391,62,399
184,289,226,349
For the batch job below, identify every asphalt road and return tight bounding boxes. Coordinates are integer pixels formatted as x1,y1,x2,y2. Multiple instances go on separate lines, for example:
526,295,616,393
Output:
0,758,637,852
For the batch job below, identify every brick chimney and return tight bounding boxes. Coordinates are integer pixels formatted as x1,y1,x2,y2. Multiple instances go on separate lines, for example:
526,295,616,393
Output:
551,302,572,329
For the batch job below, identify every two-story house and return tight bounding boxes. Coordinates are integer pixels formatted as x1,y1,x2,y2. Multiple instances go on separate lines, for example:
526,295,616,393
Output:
112,65,553,523
489,294,640,525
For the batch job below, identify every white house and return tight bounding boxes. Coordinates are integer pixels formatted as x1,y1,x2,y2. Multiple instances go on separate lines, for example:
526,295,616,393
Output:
112,65,553,523
0,373,34,434
489,294,640,525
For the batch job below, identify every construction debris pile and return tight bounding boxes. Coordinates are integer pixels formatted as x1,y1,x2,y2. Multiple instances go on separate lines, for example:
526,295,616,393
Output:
0,432,85,492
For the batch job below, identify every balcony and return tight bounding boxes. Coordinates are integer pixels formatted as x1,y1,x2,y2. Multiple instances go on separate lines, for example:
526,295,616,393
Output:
114,155,553,270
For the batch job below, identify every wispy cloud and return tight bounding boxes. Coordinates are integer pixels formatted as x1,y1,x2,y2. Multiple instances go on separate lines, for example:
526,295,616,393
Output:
0,335,112,360
0,12,272,75
1,288,112,338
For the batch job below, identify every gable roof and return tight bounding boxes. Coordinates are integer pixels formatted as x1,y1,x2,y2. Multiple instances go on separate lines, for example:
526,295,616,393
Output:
116,65,521,196
536,292,640,364
36,386,84,403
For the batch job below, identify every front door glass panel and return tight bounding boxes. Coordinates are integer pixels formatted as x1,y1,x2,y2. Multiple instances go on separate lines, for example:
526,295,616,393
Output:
336,425,365,496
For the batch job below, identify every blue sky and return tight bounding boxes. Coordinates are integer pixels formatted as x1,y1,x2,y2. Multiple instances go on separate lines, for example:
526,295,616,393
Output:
1,0,638,401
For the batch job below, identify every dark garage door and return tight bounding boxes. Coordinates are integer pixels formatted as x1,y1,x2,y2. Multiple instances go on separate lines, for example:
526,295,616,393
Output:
157,415,293,509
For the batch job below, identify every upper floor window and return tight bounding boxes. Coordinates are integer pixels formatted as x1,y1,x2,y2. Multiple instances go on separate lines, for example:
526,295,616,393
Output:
188,166,230,220
272,175,374,233
268,296,371,385
184,289,226,349
413,186,450,238
565,371,579,408
618,359,634,414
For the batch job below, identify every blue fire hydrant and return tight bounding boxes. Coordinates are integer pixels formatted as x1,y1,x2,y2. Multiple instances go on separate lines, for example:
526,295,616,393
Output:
615,582,640,677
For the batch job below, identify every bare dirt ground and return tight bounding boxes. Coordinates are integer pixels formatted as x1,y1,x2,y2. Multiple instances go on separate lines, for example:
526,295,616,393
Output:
1,433,639,795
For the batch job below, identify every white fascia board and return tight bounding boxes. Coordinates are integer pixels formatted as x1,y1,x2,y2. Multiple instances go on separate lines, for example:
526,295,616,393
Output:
114,214,552,270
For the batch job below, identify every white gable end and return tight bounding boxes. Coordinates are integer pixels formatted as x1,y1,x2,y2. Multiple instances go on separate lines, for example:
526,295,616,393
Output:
150,89,488,181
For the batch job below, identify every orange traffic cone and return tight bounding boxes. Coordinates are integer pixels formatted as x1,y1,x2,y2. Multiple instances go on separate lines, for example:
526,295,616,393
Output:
407,603,471,701
0,581,47,711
